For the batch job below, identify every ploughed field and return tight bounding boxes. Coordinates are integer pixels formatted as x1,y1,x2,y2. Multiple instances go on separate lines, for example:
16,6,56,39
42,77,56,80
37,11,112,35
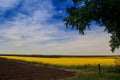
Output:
0,58,75,80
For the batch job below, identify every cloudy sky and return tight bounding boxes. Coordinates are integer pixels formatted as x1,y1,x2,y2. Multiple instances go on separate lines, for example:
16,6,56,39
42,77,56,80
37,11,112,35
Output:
0,0,119,55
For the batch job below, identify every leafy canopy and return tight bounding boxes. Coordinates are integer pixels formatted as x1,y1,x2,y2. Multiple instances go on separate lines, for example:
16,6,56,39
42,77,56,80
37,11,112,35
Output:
61,0,120,52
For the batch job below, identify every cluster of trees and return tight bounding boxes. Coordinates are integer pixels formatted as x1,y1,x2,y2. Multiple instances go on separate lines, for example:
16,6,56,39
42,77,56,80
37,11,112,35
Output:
61,0,120,52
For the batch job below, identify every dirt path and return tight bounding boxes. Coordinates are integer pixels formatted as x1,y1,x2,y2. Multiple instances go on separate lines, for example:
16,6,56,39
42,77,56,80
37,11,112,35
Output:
0,58,75,80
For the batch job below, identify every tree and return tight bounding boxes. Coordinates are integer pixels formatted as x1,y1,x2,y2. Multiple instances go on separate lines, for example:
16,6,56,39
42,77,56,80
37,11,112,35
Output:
61,0,120,52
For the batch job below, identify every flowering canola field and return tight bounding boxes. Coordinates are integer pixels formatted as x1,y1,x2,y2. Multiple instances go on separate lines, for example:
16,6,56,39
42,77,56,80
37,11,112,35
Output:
0,56,116,66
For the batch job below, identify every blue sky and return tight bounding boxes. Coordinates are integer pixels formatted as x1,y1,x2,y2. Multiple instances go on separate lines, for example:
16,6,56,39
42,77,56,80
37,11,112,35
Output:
0,0,119,55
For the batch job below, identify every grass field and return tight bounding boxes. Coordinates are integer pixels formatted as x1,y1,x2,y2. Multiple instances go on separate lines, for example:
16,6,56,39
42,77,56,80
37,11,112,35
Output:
0,55,120,80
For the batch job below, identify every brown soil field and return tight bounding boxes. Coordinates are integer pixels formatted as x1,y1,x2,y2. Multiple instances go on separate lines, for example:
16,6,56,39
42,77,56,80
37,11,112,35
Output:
0,58,75,80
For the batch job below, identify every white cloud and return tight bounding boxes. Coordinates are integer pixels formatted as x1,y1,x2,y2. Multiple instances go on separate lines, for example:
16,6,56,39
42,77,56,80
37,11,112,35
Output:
0,0,19,14
0,0,18,8
0,0,119,55
32,27,119,55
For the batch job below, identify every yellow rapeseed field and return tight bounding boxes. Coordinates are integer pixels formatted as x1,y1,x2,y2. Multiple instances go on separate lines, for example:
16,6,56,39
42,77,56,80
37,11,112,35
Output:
0,56,116,66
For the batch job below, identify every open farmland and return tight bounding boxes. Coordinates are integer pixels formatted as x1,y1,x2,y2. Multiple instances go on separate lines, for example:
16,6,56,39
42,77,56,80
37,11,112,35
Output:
0,55,120,80
0,56,116,66
0,57,75,80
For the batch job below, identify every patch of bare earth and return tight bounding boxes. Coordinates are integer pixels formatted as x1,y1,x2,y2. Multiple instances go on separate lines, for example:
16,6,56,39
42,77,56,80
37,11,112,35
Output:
0,58,75,80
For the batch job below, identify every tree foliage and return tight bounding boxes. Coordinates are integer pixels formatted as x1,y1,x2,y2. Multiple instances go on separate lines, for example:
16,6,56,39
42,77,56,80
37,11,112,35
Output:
62,0,120,52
